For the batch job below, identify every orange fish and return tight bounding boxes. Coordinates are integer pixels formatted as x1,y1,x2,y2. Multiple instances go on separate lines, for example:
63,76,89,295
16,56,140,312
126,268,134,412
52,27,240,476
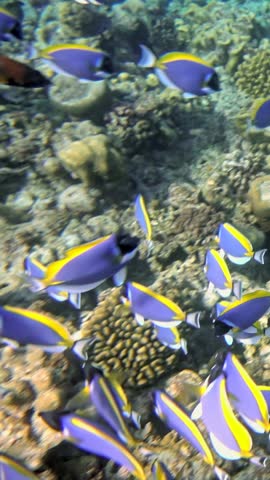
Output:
0,54,50,88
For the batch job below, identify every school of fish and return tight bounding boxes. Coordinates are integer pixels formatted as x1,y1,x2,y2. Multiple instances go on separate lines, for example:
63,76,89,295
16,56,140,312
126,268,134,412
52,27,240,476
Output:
1,2,270,480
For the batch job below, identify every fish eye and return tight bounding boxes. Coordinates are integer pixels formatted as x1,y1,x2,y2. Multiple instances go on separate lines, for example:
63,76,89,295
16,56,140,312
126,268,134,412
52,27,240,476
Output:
207,72,220,92
101,55,113,74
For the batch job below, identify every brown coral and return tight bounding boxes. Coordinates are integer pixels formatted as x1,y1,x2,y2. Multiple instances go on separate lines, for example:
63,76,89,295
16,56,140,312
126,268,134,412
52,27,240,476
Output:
80,287,183,388
235,49,270,98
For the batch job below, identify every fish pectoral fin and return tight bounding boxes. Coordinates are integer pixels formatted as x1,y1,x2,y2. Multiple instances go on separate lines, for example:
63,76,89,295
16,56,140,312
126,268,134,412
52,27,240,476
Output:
113,266,127,286
227,254,250,265
240,414,266,434
68,293,81,309
191,402,202,420
135,313,145,326
209,432,241,460
232,280,242,299
224,334,233,346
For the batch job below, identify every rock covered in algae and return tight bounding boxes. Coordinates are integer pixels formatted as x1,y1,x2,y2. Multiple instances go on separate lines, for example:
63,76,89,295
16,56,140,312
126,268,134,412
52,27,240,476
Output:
170,0,260,73
48,76,112,121
56,134,124,186
248,175,270,231
235,48,270,98
36,1,109,45
0,343,82,471
81,287,184,388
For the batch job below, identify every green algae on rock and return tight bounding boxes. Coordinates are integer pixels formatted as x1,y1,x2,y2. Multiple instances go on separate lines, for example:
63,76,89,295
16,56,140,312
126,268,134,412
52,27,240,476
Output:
235,48,270,99
48,76,112,122
248,175,270,231
56,134,124,186
170,0,260,73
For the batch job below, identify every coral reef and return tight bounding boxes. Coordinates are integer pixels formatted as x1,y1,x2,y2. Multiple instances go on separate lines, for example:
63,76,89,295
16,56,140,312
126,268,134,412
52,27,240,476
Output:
235,47,270,98
248,175,270,231
80,287,183,388
2,0,270,479
56,133,124,186
35,1,109,46
170,0,262,73
48,77,112,121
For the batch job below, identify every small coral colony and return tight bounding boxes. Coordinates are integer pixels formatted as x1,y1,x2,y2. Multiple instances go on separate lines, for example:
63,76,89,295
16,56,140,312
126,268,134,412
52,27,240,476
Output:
2,2,270,480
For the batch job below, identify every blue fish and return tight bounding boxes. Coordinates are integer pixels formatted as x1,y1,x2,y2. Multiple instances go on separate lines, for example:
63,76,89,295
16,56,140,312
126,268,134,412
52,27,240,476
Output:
151,460,174,480
192,373,258,463
26,233,139,309
0,305,93,359
250,98,270,129
24,256,81,308
39,44,113,81
123,281,200,328
153,390,228,480
0,453,38,479
89,370,138,446
204,249,241,298
138,45,220,97
66,369,141,430
222,325,270,346
214,290,270,336
134,194,152,245
154,325,187,352
40,412,146,480
222,352,269,434
0,7,22,41
215,223,267,265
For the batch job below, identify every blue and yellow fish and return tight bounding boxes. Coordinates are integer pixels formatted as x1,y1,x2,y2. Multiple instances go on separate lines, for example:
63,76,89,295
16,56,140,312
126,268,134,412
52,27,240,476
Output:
0,453,38,479
222,352,269,434
193,373,258,462
138,45,220,97
38,44,113,81
66,369,141,430
123,281,200,328
214,290,270,337
153,390,228,480
89,369,138,446
215,223,267,265
151,460,174,480
134,194,152,245
41,412,146,480
154,325,187,352
0,305,93,359
26,233,139,309
250,98,270,129
0,7,22,41
204,249,241,298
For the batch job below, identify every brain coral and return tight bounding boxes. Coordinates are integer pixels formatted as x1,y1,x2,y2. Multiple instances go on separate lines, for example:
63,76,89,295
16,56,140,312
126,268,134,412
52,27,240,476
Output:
80,287,185,388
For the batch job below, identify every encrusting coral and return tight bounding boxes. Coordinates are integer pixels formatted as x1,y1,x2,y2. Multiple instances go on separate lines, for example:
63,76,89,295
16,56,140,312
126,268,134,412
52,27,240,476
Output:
56,134,124,186
49,76,112,121
170,0,261,73
235,48,270,98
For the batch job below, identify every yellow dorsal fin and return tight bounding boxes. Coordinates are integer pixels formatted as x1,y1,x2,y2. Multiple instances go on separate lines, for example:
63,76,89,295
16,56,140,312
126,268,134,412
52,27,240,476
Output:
250,98,268,121
159,52,211,67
